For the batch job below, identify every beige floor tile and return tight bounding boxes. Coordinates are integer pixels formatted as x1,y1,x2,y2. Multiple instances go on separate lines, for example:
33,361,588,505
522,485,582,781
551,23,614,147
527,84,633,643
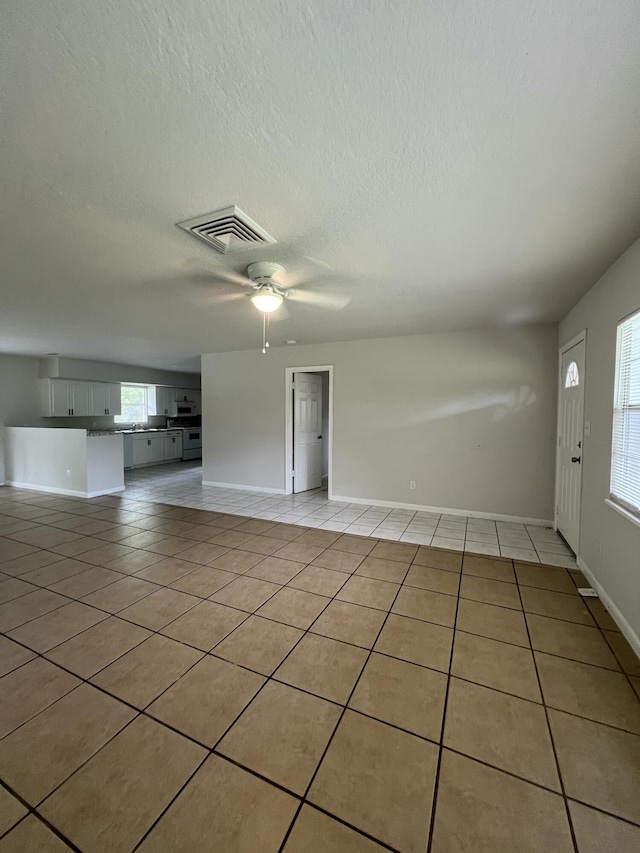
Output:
452,630,541,701
311,548,365,573
234,518,279,535
296,528,342,548
459,574,522,610
147,655,264,746
632,676,640,700
391,586,457,627
137,754,297,853
0,540,39,563
119,587,199,630
288,565,349,596
0,683,135,803
585,598,620,631
332,534,377,556
375,613,453,672
275,633,368,704
49,566,122,598
207,569,281,608
72,542,135,566
218,680,341,795
536,652,640,733
604,630,640,676
46,616,151,678
257,586,331,629
283,804,387,852
0,577,38,603
208,548,265,574
0,786,27,836
514,562,578,594
355,556,410,583
161,600,247,650
0,657,80,738
310,599,386,648
21,557,93,587
239,534,293,556
39,715,205,853
412,546,462,572
134,557,199,585
144,535,193,556
0,815,71,852
548,708,640,824
7,601,108,652
0,550,63,577
80,576,159,613
247,555,306,584
403,564,460,596
349,652,446,740
527,614,620,669
0,588,69,632
309,710,438,853
444,678,560,789
272,541,325,563
455,598,531,647
208,529,257,548
169,565,237,597
0,634,35,676
568,800,640,853
175,541,232,564
100,549,164,574
91,634,203,708
336,576,399,611
213,615,303,675
430,750,573,853
369,541,418,563
520,586,595,625
462,554,515,583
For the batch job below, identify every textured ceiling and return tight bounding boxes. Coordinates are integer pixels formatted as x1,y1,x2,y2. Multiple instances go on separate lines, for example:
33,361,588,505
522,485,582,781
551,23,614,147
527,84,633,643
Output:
2,0,639,371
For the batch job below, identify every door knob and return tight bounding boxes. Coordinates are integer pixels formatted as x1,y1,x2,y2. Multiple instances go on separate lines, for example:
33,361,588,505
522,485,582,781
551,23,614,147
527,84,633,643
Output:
317,435,323,439
571,456,581,464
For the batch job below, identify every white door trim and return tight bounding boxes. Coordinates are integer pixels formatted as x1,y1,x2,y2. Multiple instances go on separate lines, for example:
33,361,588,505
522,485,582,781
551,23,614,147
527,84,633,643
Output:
285,365,334,498
554,330,587,536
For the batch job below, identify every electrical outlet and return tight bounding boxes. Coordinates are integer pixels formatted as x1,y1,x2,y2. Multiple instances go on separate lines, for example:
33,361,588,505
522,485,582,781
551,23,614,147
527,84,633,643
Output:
410,480,416,490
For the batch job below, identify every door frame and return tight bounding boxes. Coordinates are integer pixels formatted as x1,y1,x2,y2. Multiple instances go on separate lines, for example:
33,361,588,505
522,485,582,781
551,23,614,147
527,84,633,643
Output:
554,330,587,539
284,365,334,498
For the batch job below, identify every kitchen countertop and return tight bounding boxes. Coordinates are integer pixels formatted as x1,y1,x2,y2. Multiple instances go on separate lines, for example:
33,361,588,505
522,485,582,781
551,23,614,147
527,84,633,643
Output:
87,428,183,436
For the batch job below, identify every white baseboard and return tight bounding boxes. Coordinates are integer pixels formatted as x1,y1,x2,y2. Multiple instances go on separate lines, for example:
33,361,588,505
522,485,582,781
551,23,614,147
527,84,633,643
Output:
577,556,640,662
201,480,286,495
331,494,552,527
4,480,125,499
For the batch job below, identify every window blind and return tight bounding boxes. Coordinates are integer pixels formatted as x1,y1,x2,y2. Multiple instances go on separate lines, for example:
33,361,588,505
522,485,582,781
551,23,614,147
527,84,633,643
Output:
610,308,640,516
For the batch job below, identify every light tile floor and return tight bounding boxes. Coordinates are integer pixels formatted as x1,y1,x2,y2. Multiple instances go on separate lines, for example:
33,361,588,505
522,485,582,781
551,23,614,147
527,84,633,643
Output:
123,462,577,566
1,476,639,852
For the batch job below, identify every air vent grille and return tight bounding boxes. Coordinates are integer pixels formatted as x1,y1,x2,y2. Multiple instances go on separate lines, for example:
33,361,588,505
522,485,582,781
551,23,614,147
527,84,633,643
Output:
177,206,276,254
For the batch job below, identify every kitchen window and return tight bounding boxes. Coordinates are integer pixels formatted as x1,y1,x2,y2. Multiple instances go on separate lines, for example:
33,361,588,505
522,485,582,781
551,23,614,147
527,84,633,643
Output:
114,385,150,424
610,308,640,518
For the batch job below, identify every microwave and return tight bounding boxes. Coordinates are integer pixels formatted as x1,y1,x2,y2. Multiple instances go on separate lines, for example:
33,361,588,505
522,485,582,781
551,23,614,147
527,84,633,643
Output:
170,400,198,417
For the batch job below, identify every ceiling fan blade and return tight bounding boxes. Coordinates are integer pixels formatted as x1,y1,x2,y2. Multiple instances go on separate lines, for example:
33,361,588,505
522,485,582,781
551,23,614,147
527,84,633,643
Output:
285,289,351,310
205,291,246,306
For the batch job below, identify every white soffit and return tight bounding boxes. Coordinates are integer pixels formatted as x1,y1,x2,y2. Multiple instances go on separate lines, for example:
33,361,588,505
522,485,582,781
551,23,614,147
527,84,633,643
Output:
1,0,639,370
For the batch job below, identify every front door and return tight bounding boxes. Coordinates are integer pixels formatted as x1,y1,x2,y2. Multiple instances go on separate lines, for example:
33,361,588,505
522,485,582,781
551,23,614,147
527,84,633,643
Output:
556,338,586,553
293,372,323,493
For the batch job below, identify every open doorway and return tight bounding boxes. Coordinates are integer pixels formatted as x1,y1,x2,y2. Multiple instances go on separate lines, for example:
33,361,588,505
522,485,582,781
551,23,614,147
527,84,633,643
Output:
284,365,333,497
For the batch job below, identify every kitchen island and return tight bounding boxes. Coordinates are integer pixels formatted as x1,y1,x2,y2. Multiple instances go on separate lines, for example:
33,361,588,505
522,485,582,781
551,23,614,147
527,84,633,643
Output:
3,427,124,497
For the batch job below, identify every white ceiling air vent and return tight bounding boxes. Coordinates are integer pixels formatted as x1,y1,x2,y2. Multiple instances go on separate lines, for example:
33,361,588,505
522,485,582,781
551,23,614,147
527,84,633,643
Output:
177,205,276,255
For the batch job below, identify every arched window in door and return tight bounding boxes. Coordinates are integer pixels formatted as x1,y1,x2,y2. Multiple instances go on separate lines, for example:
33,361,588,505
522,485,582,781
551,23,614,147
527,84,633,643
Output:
565,361,580,388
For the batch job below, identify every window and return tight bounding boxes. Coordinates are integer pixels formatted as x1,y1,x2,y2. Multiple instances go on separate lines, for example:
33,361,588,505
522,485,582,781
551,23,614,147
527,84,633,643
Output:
114,385,150,424
565,361,580,387
610,308,640,516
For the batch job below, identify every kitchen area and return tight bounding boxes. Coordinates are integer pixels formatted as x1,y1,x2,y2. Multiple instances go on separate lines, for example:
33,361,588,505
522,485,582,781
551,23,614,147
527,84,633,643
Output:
2,371,203,498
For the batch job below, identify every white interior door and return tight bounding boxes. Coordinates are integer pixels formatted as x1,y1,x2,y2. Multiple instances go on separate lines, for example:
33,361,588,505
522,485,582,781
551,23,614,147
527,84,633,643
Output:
293,372,323,493
556,338,586,553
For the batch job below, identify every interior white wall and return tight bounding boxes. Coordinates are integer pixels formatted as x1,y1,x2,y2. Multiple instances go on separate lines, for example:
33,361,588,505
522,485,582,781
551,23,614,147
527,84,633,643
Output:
202,326,557,521
0,354,47,482
4,427,88,495
559,237,640,644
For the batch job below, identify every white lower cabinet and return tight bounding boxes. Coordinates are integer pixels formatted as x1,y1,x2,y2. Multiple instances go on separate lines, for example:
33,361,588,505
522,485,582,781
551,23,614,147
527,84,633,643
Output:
125,431,183,468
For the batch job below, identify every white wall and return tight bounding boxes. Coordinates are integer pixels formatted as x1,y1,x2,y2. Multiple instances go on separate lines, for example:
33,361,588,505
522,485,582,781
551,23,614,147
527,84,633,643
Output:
4,427,88,495
0,355,47,482
202,326,558,521
559,238,640,645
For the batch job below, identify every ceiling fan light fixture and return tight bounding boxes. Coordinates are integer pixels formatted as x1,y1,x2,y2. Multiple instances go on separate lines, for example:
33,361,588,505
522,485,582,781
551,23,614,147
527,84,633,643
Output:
251,285,283,313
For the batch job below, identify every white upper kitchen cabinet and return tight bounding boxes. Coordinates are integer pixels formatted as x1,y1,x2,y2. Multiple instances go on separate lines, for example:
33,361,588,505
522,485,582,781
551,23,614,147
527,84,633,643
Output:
90,383,122,417
41,379,90,416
